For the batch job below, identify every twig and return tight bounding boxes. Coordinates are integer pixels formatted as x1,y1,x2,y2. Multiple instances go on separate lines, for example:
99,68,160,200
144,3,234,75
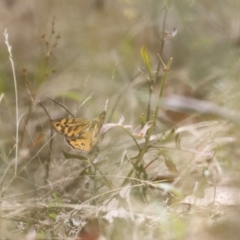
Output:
46,96,75,117
3,29,19,174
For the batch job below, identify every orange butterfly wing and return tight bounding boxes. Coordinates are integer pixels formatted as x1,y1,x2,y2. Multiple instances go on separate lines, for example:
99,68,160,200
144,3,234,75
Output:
51,111,106,152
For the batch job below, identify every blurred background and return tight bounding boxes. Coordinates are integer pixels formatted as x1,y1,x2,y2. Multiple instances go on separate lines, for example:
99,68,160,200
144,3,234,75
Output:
0,0,240,118
1,0,240,108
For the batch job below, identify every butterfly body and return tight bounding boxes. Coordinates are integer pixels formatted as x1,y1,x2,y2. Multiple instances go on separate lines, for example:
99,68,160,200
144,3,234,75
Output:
51,111,106,152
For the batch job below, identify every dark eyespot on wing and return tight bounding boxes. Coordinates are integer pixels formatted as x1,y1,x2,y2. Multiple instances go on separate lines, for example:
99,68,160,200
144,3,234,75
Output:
51,120,65,134
65,137,90,151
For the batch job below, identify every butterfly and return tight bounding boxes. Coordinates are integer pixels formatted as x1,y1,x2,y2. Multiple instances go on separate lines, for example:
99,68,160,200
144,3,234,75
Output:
39,101,106,152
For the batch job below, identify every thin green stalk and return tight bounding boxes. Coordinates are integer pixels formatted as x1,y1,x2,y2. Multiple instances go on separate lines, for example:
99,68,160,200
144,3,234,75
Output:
121,4,172,186
121,57,172,187
154,57,173,122
121,1,174,186
155,3,171,82
121,134,151,186
146,78,154,122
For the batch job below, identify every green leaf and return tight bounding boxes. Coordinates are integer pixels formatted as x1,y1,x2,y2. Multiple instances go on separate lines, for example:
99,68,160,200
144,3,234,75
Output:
162,152,178,173
140,45,152,78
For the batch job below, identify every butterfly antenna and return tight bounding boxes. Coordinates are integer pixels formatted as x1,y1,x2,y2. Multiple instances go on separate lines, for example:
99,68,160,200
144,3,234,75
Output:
46,96,75,117
38,101,52,120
